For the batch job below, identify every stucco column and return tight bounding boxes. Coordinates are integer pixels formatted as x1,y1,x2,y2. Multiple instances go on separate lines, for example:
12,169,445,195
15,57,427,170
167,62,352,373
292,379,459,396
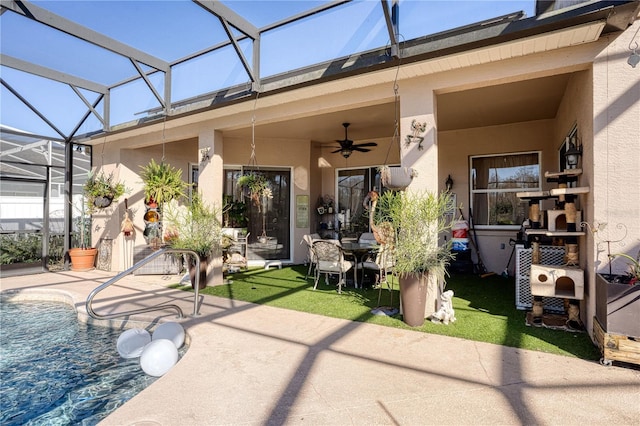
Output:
399,82,441,318
198,129,224,286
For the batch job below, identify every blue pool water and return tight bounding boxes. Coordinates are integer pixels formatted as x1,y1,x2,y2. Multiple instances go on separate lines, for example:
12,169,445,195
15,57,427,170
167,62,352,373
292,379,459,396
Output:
0,299,169,425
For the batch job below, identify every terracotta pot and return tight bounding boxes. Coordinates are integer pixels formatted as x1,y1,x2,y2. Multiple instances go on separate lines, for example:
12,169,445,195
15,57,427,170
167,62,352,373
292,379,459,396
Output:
69,247,98,271
399,272,429,327
188,256,208,290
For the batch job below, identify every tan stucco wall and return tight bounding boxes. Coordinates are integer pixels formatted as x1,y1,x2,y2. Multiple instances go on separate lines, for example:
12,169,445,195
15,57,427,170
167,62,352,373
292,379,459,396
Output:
92,138,199,273
589,25,640,335
438,119,556,274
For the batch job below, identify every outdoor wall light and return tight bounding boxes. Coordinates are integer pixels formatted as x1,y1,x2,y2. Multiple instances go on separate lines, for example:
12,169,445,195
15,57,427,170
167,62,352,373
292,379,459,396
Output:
445,174,454,191
565,139,582,168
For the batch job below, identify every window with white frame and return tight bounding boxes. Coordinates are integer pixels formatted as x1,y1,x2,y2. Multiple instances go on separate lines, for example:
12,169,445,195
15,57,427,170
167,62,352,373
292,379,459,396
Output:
470,152,541,228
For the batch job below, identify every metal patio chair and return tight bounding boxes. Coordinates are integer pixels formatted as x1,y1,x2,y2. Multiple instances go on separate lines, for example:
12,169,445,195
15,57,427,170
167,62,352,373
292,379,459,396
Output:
311,240,353,294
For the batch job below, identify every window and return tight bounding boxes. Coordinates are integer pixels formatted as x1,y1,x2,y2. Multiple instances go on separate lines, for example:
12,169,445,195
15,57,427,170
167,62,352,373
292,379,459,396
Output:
471,152,541,228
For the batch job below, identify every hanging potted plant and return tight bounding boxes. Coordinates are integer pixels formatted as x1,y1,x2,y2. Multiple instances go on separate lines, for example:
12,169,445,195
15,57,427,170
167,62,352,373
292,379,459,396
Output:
237,172,273,242
377,189,455,326
82,170,127,214
379,165,418,191
139,159,189,248
163,193,222,289
139,159,188,205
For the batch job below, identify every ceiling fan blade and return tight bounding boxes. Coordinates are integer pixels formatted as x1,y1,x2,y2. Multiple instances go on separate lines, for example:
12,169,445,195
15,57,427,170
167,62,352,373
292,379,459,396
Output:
352,147,372,152
353,142,377,148
331,148,344,153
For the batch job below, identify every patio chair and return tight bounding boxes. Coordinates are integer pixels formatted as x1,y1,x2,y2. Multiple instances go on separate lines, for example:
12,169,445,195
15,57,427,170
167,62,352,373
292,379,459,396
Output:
301,233,321,280
356,244,395,305
224,232,250,272
311,240,353,294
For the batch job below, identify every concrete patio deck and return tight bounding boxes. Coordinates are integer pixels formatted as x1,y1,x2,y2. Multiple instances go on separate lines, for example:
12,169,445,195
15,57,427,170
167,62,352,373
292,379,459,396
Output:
1,269,639,425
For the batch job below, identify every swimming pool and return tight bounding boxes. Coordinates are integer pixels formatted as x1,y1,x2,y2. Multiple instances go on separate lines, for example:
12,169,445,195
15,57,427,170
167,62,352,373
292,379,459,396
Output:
0,298,176,425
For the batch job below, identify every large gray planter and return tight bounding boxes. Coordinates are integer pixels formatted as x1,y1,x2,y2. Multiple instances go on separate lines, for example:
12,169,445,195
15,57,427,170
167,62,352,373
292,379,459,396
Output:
595,273,640,338
399,273,428,327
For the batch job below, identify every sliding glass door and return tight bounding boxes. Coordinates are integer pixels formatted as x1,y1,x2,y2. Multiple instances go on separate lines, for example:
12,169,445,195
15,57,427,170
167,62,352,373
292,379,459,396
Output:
336,167,381,238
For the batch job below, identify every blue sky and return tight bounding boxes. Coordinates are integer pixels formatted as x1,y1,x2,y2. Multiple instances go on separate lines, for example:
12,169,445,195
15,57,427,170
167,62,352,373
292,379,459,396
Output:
0,0,535,139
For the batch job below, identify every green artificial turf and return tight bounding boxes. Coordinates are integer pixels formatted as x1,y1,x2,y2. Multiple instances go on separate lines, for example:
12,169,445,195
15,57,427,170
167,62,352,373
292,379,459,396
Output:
173,265,600,360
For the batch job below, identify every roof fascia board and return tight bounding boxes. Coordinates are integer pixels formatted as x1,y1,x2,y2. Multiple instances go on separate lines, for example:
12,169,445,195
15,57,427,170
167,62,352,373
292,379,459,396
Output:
1,0,169,72
398,8,614,66
0,54,108,94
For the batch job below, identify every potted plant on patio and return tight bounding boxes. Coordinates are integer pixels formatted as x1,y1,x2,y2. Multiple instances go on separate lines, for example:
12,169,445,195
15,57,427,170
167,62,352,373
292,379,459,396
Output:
70,170,125,270
379,165,417,191
163,193,222,289
68,196,97,271
376,189,455,326
595,249,640,338
82,170,128,213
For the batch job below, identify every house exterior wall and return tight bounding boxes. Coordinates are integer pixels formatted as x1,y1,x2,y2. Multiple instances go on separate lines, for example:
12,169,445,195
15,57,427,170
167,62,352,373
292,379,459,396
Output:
97,138,199,272
589,24,640,334
89,20,640,331
438,119,556,274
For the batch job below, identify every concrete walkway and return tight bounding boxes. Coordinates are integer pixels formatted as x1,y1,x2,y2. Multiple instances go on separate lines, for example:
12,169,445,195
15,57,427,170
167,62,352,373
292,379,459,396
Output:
1,269,639,425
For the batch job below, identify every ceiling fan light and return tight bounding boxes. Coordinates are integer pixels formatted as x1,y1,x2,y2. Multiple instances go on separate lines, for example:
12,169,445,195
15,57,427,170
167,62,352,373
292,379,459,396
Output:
341,149,353,158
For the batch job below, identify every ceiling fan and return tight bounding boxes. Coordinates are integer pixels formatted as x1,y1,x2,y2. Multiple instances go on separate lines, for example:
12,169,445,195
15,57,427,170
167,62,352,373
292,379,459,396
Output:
331,123,377,158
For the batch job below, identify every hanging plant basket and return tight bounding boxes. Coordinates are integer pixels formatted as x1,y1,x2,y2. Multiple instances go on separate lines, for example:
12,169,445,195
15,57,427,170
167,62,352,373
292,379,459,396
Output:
380,166,417,190
83,171,128,213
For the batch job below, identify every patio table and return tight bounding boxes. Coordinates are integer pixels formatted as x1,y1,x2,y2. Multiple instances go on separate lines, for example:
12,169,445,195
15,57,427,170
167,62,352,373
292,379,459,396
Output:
341,242,378,288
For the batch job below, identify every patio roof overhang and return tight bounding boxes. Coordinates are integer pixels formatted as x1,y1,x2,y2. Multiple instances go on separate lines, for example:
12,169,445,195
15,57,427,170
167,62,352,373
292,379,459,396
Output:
1,0,639,146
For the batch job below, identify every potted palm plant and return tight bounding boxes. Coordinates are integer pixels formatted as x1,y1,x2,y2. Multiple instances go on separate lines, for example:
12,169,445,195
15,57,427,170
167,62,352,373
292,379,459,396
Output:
162,193,222,289
376,189,455,326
